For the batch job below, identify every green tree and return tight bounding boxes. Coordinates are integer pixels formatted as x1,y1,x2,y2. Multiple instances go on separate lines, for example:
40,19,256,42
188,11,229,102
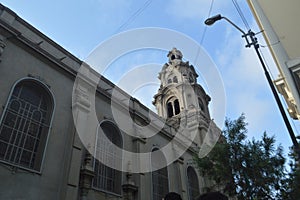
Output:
280,144,300,199
287,154,300,199
194,114,286,199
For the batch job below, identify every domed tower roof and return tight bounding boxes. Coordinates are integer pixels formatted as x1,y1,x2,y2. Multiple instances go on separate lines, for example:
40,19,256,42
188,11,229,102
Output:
153,48,211,120
167,48,183,65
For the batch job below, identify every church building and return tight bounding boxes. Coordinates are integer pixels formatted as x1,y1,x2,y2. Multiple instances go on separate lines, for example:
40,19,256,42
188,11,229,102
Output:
0,4,225,200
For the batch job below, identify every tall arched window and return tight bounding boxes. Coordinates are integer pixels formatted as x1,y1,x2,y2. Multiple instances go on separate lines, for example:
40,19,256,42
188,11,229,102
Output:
0,78,54,172
187,166,200,200
166,97,180,118
152,148,169,200
93,121,123,195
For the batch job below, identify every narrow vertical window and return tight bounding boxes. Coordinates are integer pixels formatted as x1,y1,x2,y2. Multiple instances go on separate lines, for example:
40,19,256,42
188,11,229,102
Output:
0,79,54,172
167,102,173,118
166,98,180,118
152,148,169,200
174,99,180,115
187,166,200,200
93,121,122,195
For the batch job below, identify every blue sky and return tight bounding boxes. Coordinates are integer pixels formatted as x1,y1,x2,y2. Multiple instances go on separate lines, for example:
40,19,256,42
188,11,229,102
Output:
2,0,299,157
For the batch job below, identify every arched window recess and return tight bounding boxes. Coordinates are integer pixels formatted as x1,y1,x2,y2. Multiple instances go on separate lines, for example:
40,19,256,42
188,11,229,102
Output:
187,166,200,200
151,147,169,200
166,97,180,118
93,120,123,195
0,78,55,172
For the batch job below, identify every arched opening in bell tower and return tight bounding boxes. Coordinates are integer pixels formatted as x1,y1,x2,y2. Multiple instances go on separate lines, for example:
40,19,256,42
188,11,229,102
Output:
166,97,180,118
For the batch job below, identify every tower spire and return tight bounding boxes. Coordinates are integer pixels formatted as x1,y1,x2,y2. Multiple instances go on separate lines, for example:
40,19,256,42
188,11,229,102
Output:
153,48,211,120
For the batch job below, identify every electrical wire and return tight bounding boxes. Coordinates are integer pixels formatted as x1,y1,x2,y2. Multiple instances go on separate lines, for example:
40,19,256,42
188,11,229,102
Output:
229,0,300,143
258,47,300,136
194,0,214,67
200,0,214,45
231,0,250,30
258,48,276,80
255,30,281,48
114,0,153,34
260,41,280,48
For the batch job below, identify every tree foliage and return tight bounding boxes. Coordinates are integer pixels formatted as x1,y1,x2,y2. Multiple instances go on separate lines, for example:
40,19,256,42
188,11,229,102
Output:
280,147,300,199
194,114,288,199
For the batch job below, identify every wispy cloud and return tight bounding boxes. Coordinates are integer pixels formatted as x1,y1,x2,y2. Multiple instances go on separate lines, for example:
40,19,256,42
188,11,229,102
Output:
215,19,282,137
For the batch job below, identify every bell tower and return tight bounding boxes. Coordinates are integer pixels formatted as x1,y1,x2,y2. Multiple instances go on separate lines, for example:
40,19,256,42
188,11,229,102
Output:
153,48,211,121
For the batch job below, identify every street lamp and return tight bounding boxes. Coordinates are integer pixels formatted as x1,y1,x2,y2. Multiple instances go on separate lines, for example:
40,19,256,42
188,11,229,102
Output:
205,14,300,159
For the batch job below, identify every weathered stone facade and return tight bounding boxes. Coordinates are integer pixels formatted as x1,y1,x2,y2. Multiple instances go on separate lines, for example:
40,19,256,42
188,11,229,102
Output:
0,4,223,200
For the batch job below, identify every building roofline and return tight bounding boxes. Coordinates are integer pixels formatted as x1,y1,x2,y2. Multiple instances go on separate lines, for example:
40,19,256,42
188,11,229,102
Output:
0,4,204,154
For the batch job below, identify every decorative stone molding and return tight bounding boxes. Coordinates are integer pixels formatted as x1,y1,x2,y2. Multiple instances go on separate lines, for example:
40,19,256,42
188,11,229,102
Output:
74,85,91,110
79,151,95,200
122,172,138,200
275,76,300,119
0,35,6,59
175,156,184,164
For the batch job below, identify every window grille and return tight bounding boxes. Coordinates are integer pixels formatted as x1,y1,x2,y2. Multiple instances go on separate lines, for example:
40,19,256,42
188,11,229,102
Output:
93,121,122,195
0,79,53,172
152,148,169,200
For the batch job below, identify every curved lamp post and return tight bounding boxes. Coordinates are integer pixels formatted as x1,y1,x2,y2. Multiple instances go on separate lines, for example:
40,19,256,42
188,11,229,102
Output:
205,14,300,159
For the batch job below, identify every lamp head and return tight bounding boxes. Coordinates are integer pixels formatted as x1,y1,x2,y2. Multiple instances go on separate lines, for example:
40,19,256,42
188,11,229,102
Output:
204,14,222,25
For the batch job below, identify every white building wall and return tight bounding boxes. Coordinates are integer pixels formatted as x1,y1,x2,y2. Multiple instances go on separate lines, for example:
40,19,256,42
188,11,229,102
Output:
247,0,300,119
